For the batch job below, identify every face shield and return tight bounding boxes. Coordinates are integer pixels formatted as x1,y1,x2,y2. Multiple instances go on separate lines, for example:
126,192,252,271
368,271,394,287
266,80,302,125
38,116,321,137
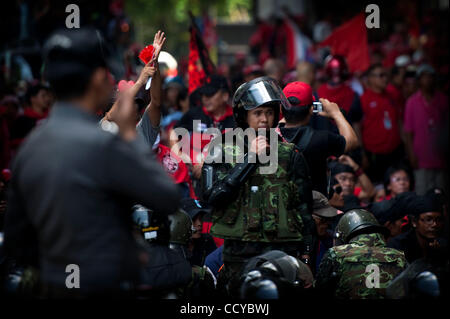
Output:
234,77,292,111
132,205,151,228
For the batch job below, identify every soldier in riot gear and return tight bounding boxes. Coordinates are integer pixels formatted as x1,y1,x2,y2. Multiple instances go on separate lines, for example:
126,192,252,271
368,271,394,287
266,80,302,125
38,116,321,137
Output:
202,76,314,296
239,250,313,299
168,209,217,298
386,258,441,299
132,205,192,298
133,206,215,299
315,209,407,299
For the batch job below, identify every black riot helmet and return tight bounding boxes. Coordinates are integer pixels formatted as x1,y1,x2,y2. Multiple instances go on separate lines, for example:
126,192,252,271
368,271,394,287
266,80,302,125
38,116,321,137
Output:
232,76,292,129
334,209,390,245
239,250,313,299
132,205,170,244
168,209,196,259
168,209,195,246
386,260,441,299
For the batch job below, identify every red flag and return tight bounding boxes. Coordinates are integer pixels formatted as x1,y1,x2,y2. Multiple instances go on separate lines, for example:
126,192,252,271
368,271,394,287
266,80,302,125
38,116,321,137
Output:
320,13,370,73
138,45,155,64
188,12,216,94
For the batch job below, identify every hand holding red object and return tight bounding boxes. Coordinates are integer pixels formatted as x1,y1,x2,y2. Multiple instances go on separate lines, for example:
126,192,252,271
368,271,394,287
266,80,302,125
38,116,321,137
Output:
138,45,155,65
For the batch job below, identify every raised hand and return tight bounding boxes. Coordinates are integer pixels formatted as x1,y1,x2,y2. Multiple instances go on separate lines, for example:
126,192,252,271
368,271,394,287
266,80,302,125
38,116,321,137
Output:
152,30,166,62
137,61,157,86
318,98,341,119
338,154,358,170
114,88,138,141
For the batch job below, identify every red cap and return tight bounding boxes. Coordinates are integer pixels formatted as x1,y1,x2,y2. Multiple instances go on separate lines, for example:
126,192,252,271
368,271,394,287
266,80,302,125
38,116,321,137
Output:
324,55,349,81
282,81,315,107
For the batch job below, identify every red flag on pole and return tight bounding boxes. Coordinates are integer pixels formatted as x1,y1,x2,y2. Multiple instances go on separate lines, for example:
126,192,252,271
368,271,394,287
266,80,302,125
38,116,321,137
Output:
320,13,370,73
188,12,216,94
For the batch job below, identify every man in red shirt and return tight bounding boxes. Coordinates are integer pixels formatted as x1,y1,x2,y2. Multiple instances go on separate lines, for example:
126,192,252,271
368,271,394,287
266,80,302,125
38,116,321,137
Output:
360,63,403,184
173,75,235,197
317,55,362,126
317,55,364,167
385,63,408,125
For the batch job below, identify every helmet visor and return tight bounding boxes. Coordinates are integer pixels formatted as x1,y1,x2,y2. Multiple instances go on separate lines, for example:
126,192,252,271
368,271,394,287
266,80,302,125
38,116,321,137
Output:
236,78,292,111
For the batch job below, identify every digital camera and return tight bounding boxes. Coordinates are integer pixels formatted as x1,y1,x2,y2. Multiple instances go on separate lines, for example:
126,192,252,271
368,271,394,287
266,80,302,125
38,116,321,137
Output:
313,101,323,113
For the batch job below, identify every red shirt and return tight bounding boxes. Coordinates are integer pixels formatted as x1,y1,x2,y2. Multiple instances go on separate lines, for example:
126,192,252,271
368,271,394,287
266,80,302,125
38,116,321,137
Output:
360,88,401,154
317,83,356,114
156,144,197,199
354,186,362,197
385,84,405,121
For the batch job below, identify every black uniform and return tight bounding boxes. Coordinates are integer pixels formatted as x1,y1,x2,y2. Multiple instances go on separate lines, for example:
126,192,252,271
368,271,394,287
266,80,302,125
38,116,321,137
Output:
4,102,180,295
278,124,346,195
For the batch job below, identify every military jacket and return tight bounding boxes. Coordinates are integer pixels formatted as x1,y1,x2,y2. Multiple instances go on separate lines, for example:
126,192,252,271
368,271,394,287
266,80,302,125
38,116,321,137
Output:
206,138,313,244
315,233,407,299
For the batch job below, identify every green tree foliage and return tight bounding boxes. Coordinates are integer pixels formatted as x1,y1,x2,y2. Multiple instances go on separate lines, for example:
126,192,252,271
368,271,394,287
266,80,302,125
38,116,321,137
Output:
125,0,251,60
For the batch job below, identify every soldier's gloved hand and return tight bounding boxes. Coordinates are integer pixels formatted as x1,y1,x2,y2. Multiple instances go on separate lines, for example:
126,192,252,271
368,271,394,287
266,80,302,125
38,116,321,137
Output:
207,183,237,208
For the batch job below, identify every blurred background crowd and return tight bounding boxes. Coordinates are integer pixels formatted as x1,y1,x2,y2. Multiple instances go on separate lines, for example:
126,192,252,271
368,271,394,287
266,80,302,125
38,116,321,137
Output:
0,0,448,273
1,0,448,192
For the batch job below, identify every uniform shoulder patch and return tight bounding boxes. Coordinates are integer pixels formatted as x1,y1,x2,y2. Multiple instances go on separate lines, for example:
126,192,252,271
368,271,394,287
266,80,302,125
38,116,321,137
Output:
223,144,243,157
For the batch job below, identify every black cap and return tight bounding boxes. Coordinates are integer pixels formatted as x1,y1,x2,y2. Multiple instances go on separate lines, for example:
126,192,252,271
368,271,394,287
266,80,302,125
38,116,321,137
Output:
411,193,443,217
370,199,396,225
43,27,115,78
198,75,230,97
342,195,362,212
388,192,418,220
328,161,354,177
180,198,212,220
26,83,50,103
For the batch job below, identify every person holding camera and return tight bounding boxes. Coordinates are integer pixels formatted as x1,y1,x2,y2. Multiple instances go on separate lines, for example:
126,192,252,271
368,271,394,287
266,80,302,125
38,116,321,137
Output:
278,81,359,196
327,155,375,212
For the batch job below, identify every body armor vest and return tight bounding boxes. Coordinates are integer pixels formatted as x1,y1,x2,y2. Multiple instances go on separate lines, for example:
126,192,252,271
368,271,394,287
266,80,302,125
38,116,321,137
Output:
210,141,306,243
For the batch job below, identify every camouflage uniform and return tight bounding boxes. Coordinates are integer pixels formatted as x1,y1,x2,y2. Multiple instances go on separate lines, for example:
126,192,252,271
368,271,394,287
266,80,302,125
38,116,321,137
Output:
315,233,407,299
205,137,313,295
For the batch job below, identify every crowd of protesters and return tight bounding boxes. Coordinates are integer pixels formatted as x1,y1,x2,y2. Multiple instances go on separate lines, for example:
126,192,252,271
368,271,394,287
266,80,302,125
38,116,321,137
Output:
0,1,448,299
